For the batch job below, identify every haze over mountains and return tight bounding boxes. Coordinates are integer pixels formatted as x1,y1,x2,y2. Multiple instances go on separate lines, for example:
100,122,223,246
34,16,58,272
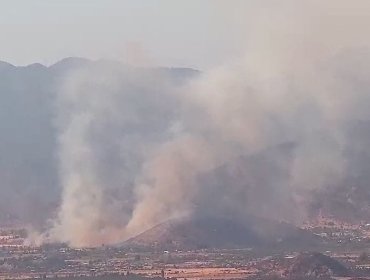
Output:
0,58,197,228
2,50,370,250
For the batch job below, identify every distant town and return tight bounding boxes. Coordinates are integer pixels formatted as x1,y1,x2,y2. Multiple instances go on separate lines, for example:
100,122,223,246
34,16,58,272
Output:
2,216,370,280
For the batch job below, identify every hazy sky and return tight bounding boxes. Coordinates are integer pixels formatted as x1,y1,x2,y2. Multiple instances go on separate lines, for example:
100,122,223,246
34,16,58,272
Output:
0,0,248,69
2,1,370,69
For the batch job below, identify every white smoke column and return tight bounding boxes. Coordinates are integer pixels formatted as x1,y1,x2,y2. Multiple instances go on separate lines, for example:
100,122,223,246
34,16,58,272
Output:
47,65,181,246
126,135,220,234
49,68,126,246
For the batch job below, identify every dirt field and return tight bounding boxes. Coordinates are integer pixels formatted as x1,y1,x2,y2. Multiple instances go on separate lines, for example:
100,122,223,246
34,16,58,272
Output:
132,267,257,280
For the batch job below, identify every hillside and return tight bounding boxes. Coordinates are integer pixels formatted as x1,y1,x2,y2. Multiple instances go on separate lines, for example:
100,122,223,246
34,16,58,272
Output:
123,215,323,251
287,252,351,278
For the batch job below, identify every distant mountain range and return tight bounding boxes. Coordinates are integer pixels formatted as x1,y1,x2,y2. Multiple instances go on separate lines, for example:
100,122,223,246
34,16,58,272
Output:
1,57,370,248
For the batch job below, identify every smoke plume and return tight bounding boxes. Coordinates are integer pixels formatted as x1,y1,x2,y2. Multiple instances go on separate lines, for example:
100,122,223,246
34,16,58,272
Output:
37,1,370,246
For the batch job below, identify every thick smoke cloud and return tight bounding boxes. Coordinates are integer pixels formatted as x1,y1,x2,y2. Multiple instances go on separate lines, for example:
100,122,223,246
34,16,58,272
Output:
24,1,370,246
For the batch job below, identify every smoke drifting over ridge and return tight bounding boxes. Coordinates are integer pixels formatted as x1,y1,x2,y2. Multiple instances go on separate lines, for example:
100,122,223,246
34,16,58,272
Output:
24,1,370,246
